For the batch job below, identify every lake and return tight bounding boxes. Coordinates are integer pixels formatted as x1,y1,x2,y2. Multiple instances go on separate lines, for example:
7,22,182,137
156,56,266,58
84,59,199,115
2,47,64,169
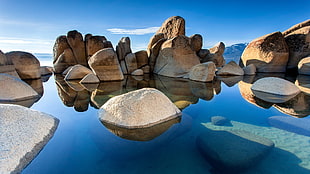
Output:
13,56,310,174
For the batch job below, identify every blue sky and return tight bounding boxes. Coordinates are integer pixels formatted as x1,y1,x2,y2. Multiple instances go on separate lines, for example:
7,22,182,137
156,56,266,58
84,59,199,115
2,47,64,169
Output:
0,0,309,53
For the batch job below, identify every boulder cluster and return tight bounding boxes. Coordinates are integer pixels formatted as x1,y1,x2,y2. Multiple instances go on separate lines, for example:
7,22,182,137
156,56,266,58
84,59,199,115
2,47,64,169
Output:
241,19,310,74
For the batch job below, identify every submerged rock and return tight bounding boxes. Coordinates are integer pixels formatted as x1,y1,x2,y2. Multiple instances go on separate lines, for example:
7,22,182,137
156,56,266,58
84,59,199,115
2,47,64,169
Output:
99,88,181,128
251,77,301,103
211,116,231,126
0,104,59,174
196,129,274,173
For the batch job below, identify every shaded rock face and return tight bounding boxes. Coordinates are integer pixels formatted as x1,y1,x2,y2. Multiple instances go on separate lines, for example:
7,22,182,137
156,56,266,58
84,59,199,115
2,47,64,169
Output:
5,51,41,79
0,104,59,174
285,26,310,70
206,42,226,67
197,129,274,173
241,32,289,72
80,73,100,84
251,77,301,103
0,50,20,78
67,30,87,66
64,64,93,80
135,50,148,69
243,64,256,75
116,37,132,61
53,48,77,74
99,88,181,128
85,35,112,59
298,56,310,75
149,38,167,72
154,35,200,78
88,48,124,81
189,34,203,52
155,16,185,39
53,35,70,63
147,33,165,57
124,53,137,74
216,61,244,76
189,62,216,82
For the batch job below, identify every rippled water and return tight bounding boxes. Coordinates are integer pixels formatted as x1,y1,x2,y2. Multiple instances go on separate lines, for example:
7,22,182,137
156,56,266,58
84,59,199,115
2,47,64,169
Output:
14,72,310,174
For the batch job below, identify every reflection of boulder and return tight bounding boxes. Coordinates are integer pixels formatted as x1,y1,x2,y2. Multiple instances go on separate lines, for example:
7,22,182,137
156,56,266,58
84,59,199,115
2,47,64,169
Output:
101,116,181,141
295,75,310,95
55,75,77,107
217,75,243,87
273,92,310,118
24,79,44,97
65,80,85,91
73,90,90,112
190,81,214,101
268,116,310,136
197,129,274,173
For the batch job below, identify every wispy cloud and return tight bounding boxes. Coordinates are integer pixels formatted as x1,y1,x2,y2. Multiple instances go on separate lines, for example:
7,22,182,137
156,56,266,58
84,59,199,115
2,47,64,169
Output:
107,27,159,35
0,37,54,53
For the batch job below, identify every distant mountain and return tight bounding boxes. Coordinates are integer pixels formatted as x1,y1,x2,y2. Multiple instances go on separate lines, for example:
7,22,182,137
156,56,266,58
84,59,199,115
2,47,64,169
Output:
223,43,248,63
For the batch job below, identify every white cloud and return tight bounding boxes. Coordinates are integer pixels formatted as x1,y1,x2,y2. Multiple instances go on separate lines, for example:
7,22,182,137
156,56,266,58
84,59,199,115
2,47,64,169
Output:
107,27,160,35
0,37,54,53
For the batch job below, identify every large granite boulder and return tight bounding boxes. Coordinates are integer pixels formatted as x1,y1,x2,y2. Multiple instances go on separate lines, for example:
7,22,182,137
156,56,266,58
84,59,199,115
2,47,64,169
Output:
282,19,310,36
149,38,167,72
80,73,100,84
124,53,138,74
67,30,87,66
285,26,310,70
155,16,185,39
189,34,203,52
99,88,181,128
241,32,289,72
211,116,231,126
298,56,310,75
197,129,274,173
197,49,210,63
5,51,41,79
116,37,132,61
216,61,244,76
251,77,301,103
0,50,19,78
88,48,124,81
154,35,200,78
0,104,59,174
147,33,165,56
53,35,71,63
268,116,310,136
64,64,93,80
205,42,226,67
0,73,39,102
189,62,216,82
85,35,112,59
53,48,77,74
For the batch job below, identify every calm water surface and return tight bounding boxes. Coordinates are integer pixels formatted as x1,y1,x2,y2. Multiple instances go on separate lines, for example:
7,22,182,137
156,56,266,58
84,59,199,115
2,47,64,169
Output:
18,72,310,174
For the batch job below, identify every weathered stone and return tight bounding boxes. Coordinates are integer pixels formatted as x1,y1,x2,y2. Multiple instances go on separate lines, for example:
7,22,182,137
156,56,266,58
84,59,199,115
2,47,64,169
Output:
88,48,124,81
189,62,216,82
67,30,87,66
24,79,44,97
241,32,289,72
5,51,41,79
147,33,165,56
99,88,181,128
198,49,210,63
120,60,128,74
141,65,150,74
53,48,77,74
0,50,19,78
116,37,132,61
211,116,231,126
149,38,167,72
205,42,226,67
190,81,215,101
0,73,39,102
197,129,274,173
251,77,301,103
285,26,310,70
298,56,310,75
131,69,144,76
64,64,93,80
156,16,185,39
85,35,107,58
189,34,203,52
243,64,256,75
217,61,244,76
53,35,70,63
79,73,99,84
125,53,138,74
0,104,59,174
282,19,310,36
40,66,53,76
135,50,148,68
154,35,200,78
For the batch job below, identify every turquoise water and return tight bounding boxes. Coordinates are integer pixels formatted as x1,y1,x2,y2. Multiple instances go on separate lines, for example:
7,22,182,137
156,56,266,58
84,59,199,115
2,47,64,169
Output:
17,72,310,174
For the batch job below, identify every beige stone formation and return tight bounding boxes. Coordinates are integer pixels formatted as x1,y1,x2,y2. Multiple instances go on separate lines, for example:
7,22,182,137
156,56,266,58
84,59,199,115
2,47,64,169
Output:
0,73,39,102
282,19,310,36
251,77,301,103
241,32,289,72
298,56,310,75
53,35,71,63
88,48,124,81
53,48,77,74
135,50,148,69
124,53,138,74
141,65,150,74
154,35,200,78
99,88,181,128
85,35,108,58
64,64,93,80
0,104,59,174
116,37,132,61
189,62,216,82
217,61,244,76
205,42,226,67
40,66,53,76
0,50,20,78
55,75,78,107
5,51,41,79
285,26,310,70
198,49,211,63
147,33,165,56
149,38,167,72
131,69,143,76
80,73,100,84
155,16,185,39
67,30,87,66
243,64,256,75
189,34,203,52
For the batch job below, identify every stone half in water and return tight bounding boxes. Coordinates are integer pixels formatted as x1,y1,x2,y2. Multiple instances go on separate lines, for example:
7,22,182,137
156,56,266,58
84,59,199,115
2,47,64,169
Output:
98,88,182,129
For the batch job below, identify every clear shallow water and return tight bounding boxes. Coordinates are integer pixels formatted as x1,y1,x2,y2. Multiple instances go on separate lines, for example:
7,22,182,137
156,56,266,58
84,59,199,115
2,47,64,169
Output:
14,72,310,174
